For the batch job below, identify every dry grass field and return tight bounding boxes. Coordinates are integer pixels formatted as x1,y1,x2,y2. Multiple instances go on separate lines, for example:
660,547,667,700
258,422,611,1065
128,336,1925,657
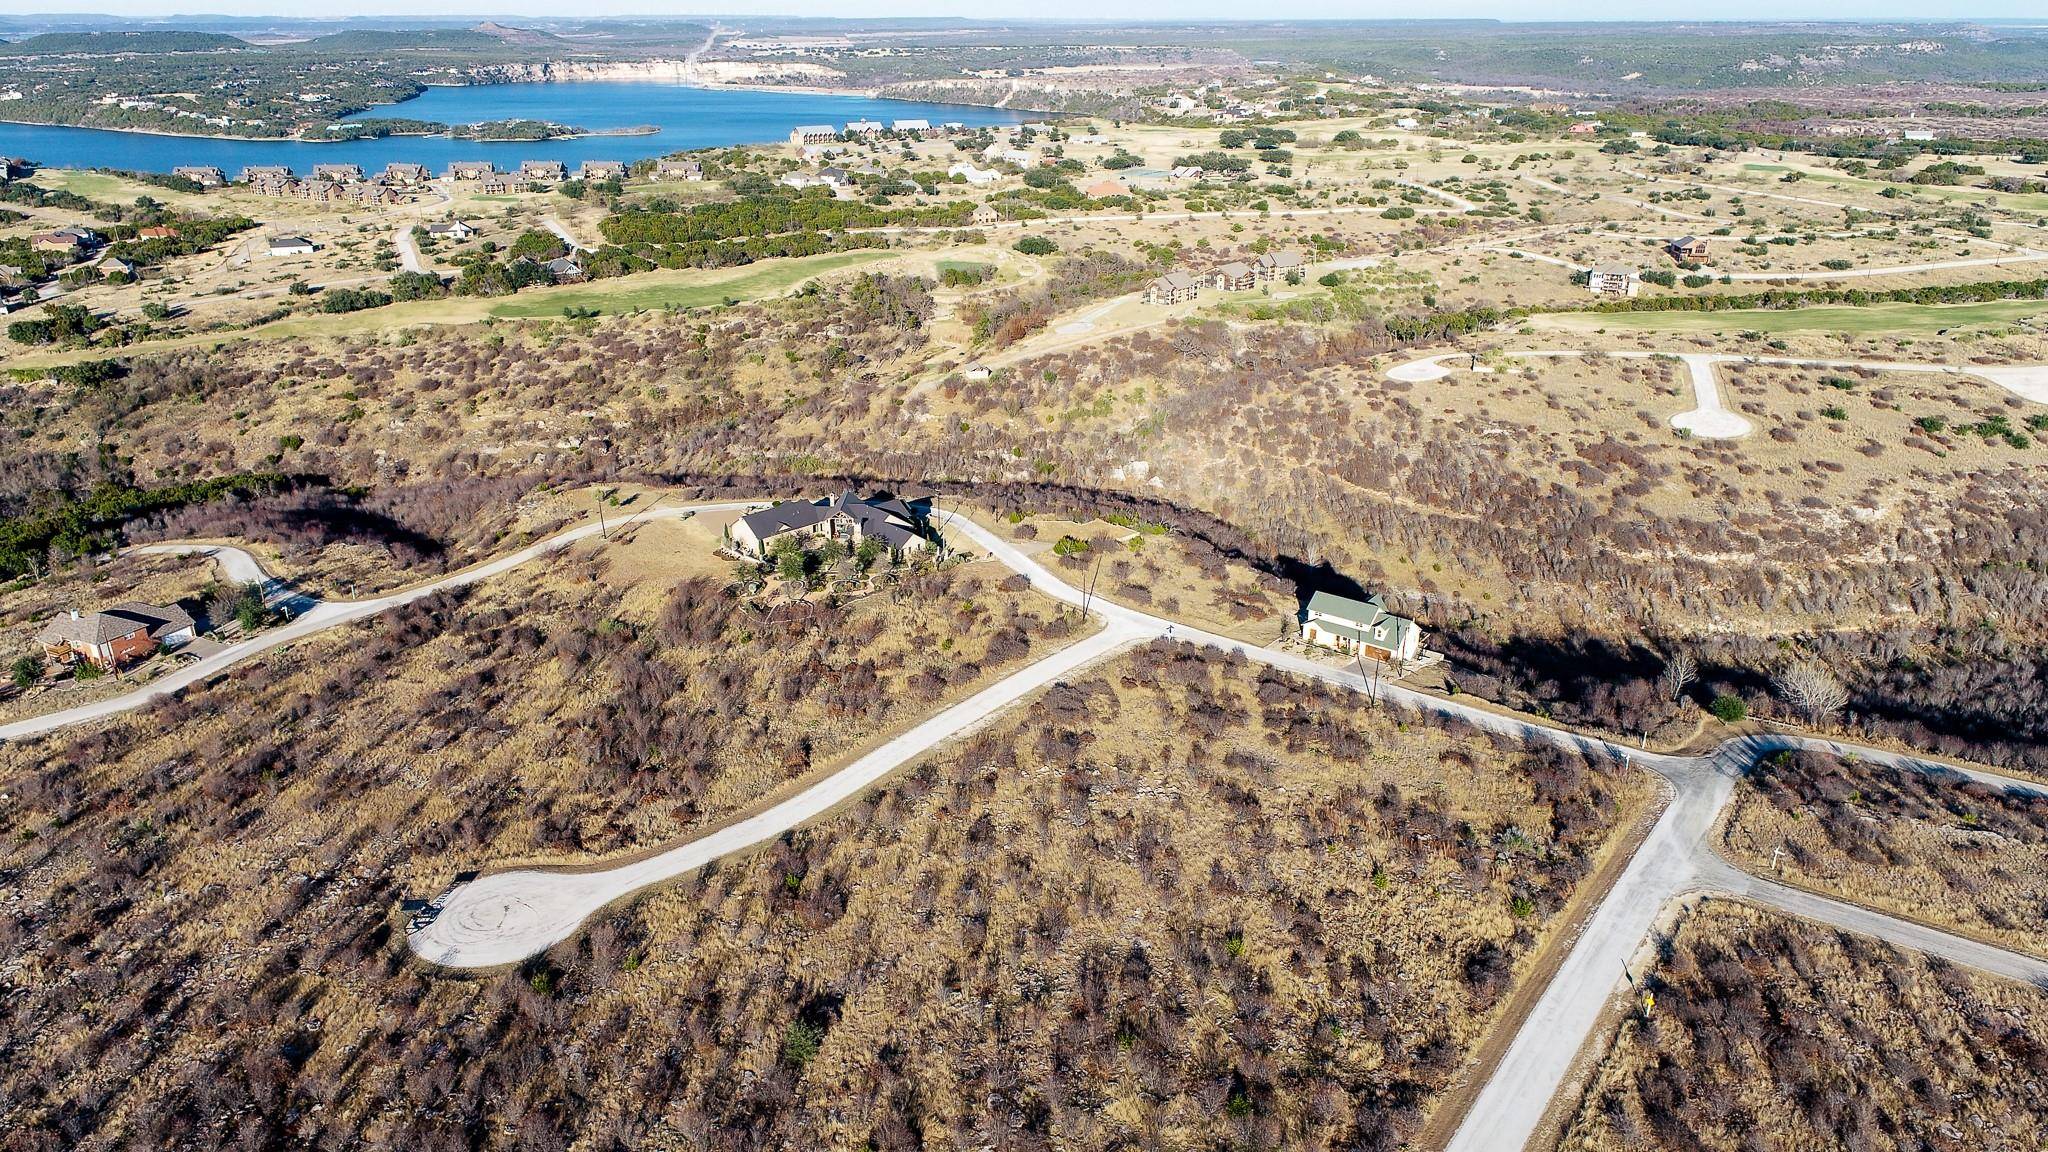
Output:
1556,900,2048,1152
955,505,1299,643
1720,748,2048,957
0,633,1649,1150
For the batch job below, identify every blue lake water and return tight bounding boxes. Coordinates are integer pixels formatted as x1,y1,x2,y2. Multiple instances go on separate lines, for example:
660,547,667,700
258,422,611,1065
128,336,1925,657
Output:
0,82,1033,175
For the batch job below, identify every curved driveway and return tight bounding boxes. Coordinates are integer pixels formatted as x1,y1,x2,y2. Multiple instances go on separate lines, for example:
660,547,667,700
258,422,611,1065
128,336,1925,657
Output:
15,491,2045,1147
0,502,758,743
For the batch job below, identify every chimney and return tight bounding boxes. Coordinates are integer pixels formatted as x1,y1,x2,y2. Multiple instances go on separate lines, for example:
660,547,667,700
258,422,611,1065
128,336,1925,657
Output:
70,609,81,620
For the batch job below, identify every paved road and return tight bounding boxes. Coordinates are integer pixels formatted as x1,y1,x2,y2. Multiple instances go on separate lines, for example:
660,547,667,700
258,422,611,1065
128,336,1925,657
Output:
394,225,429,276
1387,349,2048,440
846,199,1463,237
408,508,2048,989
1444,732,2048,1152
409,618,1148,967
1395,178,1478,212
0,502,760,743
129,542,274,588
543,217,595,253
25,489,2046,1144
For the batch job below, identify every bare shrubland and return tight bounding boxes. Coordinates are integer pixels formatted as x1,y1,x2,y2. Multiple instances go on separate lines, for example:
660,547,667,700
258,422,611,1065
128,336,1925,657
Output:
1559,901,2048,1152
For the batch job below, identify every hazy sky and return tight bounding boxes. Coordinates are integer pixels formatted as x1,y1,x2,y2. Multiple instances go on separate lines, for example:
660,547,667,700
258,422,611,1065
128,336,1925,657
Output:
4,1,2043,21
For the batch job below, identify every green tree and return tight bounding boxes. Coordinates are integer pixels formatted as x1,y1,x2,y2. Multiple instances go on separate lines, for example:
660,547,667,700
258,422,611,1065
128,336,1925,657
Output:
1709,694,1748,723
776,543,809,585
11,652,43,689
781,1020,824,1069
1013,235,1057,256
855,536,885,571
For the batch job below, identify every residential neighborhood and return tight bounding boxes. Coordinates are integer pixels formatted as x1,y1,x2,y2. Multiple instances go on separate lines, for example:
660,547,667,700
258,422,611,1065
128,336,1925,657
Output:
1145,250,1305,305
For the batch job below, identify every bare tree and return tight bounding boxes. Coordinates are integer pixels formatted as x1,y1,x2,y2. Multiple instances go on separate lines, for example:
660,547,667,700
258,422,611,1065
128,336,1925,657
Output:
1774,660,1849,726
1659,649,1697,702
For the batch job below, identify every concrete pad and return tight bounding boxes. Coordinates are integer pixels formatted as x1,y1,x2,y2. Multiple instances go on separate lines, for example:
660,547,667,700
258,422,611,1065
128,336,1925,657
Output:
1974,365,2048,405
1386,355,1453,383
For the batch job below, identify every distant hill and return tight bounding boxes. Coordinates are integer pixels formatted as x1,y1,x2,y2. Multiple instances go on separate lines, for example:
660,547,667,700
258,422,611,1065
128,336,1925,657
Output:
285,27,564,55
0,30,249,55
473,21,557,47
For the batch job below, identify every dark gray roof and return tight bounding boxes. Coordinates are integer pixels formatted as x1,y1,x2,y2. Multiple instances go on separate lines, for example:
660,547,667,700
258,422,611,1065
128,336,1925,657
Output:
740,491,926,549
37,601,193,648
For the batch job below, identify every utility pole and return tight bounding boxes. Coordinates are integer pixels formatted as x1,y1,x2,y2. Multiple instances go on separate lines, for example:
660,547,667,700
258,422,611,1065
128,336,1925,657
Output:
596,493,608,540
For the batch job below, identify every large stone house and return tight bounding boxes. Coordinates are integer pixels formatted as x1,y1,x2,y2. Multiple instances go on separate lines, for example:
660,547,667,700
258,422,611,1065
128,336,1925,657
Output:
383,163,431,184
729,491,933,560
520,160,567,183
312,163,364,183
37,602,195,670
446,161,496,180
578,160,626,182
1301,591,1423,664
790,125,839,146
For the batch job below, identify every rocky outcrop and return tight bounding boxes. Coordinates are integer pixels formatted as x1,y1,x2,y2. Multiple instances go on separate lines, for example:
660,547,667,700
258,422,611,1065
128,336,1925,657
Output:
468,60,696,84
465,58,849,87
876,80,1143,118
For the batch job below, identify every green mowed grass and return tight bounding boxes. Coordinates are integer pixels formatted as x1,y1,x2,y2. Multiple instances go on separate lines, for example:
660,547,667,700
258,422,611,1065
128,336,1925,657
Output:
487,250,888,318
33,168,209,210
1542,297,2048,335
3,250,896,369
1741,164,2048,213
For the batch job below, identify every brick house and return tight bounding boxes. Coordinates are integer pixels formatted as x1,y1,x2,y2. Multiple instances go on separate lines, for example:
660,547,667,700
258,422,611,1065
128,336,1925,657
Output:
37,602,195,670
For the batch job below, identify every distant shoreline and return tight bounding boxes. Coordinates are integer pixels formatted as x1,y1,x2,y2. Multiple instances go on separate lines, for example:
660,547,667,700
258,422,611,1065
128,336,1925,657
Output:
0,115,664,145
0,78,1036,146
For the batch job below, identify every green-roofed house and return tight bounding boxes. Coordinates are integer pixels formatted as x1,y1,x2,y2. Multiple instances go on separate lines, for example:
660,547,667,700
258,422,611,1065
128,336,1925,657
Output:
1302,591,1424,664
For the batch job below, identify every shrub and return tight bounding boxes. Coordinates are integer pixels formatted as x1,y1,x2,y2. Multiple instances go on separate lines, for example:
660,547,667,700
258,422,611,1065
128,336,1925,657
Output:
781,1020,824,1068
1709,694,1748,722
1013,235,1057,256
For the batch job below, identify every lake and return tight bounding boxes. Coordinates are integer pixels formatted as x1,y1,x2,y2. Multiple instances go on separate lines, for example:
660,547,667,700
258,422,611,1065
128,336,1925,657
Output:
0,82,1034,175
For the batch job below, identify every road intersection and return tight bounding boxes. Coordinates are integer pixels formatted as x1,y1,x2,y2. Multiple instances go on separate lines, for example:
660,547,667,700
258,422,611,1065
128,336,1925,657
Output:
11,495,2047,1152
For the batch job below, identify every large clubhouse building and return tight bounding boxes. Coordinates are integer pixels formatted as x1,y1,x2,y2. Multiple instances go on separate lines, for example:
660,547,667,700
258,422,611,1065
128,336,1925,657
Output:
729,491,934,559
